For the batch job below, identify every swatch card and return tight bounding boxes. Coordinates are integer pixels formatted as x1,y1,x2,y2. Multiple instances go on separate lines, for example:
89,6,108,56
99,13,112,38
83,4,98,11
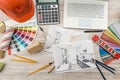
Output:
100,21,120,64
4,18,37,54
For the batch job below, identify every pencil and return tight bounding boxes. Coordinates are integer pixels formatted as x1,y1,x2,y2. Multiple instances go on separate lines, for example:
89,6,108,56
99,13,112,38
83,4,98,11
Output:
95,63,106,80
96,60,115,71
11,59,37,63
48,66,55,73
14,54,38,63
28,62,53,76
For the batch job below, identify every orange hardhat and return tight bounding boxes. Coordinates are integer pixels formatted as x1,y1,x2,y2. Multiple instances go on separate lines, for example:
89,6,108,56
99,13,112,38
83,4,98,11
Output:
0,0,34,22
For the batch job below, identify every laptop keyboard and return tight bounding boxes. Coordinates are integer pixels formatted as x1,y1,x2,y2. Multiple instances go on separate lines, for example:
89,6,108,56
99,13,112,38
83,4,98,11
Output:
68,3,104,18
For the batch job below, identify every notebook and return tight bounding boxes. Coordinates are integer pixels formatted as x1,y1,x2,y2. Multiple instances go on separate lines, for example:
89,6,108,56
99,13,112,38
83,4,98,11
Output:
63,0,108,30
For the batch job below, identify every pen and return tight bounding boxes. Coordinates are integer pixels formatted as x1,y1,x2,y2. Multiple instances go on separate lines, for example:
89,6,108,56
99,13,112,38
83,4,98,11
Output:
84,30,104,33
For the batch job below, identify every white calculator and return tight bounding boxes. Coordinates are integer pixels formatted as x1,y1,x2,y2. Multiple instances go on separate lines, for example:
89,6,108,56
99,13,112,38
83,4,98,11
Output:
36,0,60,25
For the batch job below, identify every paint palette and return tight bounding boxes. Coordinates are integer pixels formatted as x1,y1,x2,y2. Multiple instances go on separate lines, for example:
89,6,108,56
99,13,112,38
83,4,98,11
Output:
99,21,120,64
6,20,37,54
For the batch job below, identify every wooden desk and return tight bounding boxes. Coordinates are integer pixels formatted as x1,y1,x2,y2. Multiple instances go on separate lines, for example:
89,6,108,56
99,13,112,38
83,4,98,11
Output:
0,0,120,80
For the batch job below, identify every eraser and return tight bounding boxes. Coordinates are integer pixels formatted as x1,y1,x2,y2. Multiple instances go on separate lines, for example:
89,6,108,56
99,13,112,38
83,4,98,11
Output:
0,22,6,34
27,41,44,54
0,50,5,59
0,62,5,72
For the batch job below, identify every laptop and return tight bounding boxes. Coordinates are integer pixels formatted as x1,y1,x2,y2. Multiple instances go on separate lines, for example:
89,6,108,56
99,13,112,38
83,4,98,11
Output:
63,0,108,30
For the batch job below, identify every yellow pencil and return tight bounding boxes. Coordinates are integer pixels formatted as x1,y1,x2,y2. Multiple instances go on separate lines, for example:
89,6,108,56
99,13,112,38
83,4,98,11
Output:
11,59,36,63
28,62,53,76
14,54,38,63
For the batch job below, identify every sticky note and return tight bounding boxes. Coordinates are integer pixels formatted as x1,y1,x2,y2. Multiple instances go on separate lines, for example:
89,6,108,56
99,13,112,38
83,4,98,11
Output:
0,62,5,72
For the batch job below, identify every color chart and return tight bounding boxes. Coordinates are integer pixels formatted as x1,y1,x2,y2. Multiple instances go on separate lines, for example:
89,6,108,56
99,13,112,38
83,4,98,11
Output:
99,21,120,64
5,19,37,54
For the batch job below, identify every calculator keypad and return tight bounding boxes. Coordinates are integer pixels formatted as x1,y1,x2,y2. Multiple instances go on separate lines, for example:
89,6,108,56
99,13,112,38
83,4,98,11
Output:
37,4,59,24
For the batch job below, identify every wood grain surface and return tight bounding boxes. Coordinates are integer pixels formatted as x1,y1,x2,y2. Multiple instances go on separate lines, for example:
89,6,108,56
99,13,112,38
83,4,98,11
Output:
0,0,120,80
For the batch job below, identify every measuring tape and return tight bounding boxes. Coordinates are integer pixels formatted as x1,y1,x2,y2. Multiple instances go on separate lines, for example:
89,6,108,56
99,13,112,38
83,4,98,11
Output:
92,35,120,59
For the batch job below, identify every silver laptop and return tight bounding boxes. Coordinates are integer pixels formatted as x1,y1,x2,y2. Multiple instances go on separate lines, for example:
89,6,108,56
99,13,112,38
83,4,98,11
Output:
63,0,108,30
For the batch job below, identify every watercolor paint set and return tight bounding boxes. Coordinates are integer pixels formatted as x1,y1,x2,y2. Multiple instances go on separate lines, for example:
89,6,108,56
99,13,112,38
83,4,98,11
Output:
4,19,37,54
97,22,120,64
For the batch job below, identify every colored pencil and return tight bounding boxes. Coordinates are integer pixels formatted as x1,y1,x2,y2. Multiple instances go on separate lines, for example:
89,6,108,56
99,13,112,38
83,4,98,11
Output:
11,59,36,63
96,60,115,71
28,62,53,76
14,54,38,63
95,60,115,74
95,63,106,80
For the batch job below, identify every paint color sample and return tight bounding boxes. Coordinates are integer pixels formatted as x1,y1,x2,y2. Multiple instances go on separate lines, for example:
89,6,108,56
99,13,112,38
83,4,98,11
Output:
92,35,120,59
99,21,120,64
9,22,37,54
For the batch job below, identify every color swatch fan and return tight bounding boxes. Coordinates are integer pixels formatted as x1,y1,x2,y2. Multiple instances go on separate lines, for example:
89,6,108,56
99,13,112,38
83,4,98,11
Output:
5,19,37,54
99,22,120,64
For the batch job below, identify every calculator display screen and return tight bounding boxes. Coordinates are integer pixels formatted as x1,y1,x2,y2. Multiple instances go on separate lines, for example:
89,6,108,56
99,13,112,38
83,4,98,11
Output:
38,0,56,3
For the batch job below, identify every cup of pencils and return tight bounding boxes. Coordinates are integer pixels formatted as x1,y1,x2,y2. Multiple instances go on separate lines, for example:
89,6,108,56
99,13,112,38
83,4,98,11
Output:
0,0,34,22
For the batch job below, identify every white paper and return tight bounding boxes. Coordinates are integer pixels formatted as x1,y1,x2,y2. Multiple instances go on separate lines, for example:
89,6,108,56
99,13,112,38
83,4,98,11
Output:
44,26,89,53
53,40,96,72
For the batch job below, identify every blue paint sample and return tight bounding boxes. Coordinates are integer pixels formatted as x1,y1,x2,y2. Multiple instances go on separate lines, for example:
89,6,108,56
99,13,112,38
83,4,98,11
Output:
20,40,25,45
23,43,28,48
